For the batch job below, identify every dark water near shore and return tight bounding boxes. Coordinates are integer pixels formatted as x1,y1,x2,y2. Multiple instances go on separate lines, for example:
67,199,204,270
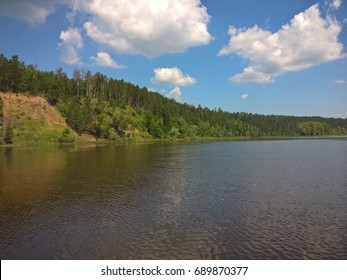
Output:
1,139,347,259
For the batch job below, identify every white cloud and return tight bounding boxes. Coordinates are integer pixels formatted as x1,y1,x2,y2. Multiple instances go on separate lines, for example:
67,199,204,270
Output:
1,0,212,58
241,93,249,100
331,0,342,9
0,0,69,24
151,67,196,102
218,4,346,84
58,28,83,65
147,87,166,95
90,52,125,69
232,66,274,84
151,67,197,87
332,79,347,84
82,0,211,57
147,87,158,93
166,87,182,101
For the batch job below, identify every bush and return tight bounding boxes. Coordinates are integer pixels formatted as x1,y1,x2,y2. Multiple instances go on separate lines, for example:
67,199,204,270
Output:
4,124,14,144
58,128,75,143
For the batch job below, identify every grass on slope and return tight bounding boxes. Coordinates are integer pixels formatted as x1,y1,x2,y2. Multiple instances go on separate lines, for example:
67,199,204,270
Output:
0,93,79,145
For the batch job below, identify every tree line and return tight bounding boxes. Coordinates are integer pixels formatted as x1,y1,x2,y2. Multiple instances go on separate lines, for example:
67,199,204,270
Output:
1,54,346,142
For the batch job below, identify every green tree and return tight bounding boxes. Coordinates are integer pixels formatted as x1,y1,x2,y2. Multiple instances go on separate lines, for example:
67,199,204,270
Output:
73,68,81,97
145,112,164,138
298,121,329,136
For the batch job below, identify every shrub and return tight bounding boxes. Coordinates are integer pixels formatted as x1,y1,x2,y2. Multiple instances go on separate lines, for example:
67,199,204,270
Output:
58,128,75,143
4,124,14,144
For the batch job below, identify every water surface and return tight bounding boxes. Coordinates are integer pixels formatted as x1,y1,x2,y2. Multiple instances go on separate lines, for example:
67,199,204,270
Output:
1,139,347,259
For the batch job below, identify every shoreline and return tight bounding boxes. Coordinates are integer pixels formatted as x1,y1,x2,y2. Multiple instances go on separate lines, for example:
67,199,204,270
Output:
1,135,347,149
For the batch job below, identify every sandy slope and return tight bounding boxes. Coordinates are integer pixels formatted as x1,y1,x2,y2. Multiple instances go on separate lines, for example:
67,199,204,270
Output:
1,92,67,127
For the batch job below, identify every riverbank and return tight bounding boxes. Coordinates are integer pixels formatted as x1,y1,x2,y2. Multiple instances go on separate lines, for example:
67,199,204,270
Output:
0,93,93,145
2,134,347,149
1,92,346,147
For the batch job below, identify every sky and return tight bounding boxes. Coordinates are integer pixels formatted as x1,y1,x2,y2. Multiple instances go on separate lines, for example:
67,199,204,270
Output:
0,0,346,118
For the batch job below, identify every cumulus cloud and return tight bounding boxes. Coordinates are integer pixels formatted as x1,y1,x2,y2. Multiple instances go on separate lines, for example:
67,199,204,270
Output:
332,78,347,84
151,67,197,87
82,0,211,57
58,28,83,65
218,4,346,84
241,93,249,100
90,52,125,69
0,0,69,24
166,87,182,101
151,67,196,102
2,0,212,58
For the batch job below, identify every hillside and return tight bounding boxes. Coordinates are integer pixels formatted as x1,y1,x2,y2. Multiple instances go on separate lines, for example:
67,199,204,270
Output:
0,93,81,144
0,54,347,144
2,93,66,126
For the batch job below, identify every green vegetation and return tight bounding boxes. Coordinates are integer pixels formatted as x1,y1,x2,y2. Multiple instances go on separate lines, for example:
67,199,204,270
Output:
3,115,71,144
14,119,63,144
58,128,75,144
0,53,346,144
4,122,13,144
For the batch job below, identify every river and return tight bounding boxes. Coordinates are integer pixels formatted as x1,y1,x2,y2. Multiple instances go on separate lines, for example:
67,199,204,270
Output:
1,139,347,259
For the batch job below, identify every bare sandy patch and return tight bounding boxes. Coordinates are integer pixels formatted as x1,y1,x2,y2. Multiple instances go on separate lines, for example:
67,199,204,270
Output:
1,92,67,126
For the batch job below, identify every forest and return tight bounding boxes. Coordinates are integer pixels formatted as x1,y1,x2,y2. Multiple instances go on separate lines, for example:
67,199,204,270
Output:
1,54,347,144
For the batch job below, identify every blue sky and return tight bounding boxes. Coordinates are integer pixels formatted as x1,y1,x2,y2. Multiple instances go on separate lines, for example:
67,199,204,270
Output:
0,0,346,118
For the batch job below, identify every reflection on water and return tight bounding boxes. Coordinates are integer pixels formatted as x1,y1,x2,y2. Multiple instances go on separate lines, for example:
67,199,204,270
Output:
0,140,347,259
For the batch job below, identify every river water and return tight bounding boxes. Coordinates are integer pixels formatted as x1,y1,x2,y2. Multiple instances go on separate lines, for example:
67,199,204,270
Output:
1,139,347,259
